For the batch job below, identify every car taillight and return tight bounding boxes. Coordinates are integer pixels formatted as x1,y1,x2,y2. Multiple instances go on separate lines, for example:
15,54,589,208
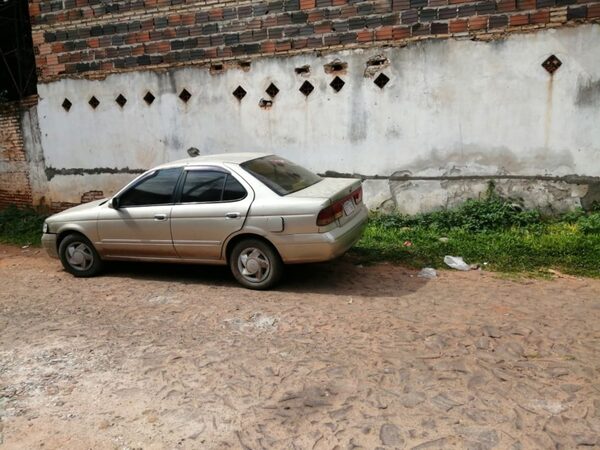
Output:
353,186,362,204
317,202,344,226
317,185,363,226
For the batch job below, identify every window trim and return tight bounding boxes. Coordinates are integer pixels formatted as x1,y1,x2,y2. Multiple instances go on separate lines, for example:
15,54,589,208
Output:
117,167,184,208
174,168,248,205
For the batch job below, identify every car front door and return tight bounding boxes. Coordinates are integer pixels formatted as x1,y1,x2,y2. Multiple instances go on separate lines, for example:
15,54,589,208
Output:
170,167,254,260
97,167,182,259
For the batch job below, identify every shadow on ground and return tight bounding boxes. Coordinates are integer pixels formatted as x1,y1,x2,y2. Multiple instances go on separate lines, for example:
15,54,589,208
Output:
102,255,428,298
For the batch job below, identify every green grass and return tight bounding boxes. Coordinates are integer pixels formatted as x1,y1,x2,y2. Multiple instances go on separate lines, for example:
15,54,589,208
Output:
352,191,600,278
353,220,600,277
0,206,48,246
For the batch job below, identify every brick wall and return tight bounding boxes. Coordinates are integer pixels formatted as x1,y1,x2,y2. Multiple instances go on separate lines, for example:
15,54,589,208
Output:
0,99,36,208
29,0,599,82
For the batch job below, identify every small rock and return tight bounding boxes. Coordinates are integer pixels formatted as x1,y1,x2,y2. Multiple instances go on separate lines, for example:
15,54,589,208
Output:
572,433,598,446
400,391,426,408
379,423,403,447
431,393,463,412
439,237,449,243
547,367,569,378
560,384,582,393
482,326,502,338
98,419,110,430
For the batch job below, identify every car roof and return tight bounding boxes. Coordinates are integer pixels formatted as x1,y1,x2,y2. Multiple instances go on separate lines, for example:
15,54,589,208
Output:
156,152,270,169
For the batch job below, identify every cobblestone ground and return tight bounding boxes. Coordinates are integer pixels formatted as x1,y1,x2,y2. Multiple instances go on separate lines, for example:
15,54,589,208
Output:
0,244,599,449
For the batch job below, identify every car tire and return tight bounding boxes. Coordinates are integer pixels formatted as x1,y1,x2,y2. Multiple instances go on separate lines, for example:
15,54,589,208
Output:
229,238,283,290
58,233,104,277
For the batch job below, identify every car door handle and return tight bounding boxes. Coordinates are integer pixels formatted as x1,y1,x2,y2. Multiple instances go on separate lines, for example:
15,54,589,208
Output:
225,212,240,219
154,214,168,221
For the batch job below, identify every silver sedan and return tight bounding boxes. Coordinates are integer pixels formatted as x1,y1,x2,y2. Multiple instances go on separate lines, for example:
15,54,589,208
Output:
42,153,368,289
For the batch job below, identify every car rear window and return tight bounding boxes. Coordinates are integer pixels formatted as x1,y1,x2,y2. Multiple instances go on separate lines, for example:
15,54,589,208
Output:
240,155,321,196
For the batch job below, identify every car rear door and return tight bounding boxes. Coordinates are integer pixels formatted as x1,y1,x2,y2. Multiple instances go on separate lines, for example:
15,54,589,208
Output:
97,167,182,258
170,167,254,260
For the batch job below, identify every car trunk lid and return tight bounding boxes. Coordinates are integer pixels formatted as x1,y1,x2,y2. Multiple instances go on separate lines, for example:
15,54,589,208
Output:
289,177,363,227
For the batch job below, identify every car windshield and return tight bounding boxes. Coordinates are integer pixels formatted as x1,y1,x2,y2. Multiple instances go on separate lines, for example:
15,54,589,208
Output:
240,155,322,196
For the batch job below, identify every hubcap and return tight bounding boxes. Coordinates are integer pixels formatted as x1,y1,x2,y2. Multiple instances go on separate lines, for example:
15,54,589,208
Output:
66,242,94,271
238,247,270,283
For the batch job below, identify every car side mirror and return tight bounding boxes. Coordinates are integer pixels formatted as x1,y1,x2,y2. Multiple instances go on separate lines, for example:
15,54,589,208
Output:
110,197,120,209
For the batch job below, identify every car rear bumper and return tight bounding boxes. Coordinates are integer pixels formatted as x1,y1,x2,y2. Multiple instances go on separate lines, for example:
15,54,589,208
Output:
274,205,368,263
42,234,59,259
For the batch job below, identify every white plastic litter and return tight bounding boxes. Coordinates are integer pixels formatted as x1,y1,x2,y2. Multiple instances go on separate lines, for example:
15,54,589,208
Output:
418,268,438,279
444,255,471,271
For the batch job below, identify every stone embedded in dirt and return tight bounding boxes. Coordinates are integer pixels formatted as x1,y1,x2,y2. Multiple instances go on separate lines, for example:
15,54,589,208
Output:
458,427,499,450
379,423,404,447
546,367,569,378
560,384,582,393
431,393,464,412
400,391,426,408
482,326,502,338
476,337,492,350
572,433,599,446
411,437,452,449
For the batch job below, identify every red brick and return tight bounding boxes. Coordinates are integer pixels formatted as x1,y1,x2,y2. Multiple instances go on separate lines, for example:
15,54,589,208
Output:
136,32,151,43
530,9,549,23
332,0,347,5
469,16,488,29
301,0,316,9
315,21,333,33
509,13,529,25
181,14,195,26
357,30,374,42
32,31,45,45
275,39,292,51
29,2,41,16
38,43,52,56
449,18,468,32
392,25,411,38
517,0,535,10
168,14,182,26
375,26,394,40
588,3,600,17
262,40,276,53
209,8,223,20
308,10,326,21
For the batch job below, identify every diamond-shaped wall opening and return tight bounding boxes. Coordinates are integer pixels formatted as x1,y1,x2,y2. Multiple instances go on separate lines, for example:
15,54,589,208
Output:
115,94,127,108
179,89,192,103
266,83,279,98
299,81,314,97
330,76,345,93
374,73,390,89
233,86,247,101
62,98,72,112
542,55,562,74
88,96,100,109
143,92,155,105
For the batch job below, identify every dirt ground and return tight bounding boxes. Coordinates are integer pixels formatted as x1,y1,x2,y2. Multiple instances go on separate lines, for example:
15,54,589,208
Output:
0,244,599,450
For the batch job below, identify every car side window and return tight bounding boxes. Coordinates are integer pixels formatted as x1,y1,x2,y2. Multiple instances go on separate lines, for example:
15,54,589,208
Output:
181,171,227,203
223,175,247,201
181,171,247,203
119,168,181,207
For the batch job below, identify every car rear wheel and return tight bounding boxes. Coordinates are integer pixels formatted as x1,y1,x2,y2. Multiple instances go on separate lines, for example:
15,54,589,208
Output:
58,233,103,277
229,238,283,290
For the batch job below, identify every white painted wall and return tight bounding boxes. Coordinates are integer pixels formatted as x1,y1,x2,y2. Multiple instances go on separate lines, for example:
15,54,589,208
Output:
33,25,600,210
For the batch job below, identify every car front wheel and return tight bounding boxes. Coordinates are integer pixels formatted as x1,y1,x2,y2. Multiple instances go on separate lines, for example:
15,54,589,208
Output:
58,233,103,277
229,238,283,290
